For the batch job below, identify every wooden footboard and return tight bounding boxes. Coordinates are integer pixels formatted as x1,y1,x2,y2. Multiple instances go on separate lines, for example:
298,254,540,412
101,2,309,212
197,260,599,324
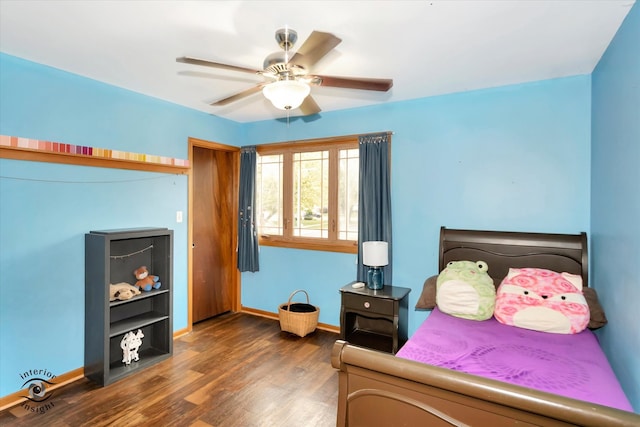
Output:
331,340,640,427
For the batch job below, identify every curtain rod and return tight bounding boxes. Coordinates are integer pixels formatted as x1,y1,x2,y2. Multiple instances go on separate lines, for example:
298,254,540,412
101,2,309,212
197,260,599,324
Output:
259,131,394,147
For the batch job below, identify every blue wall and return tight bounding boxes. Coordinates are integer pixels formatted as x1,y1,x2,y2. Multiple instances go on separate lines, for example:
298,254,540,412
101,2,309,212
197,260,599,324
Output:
242,75,591,341
0,53,241,396
591,3,640,411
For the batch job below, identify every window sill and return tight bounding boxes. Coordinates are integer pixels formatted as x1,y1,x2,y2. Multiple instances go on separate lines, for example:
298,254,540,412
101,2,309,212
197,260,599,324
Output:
259,236,357,254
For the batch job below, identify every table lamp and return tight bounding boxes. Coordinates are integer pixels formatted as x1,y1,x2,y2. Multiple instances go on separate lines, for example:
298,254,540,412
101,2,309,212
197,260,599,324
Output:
362,241,388,290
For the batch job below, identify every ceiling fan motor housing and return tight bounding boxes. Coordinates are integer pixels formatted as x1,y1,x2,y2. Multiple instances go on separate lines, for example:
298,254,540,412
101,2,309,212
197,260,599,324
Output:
263,29,306,78
263,52,290,73
263,52,306,78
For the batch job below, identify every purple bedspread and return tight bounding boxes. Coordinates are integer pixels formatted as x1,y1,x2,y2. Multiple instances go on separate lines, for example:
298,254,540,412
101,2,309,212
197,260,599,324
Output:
396,308,633,412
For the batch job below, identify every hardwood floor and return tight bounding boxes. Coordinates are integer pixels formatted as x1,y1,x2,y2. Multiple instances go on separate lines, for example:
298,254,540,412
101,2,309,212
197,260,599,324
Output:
0,313,340,426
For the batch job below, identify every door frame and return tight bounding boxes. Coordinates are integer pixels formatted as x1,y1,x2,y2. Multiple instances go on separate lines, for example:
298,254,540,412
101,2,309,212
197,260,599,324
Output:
187,137,241,330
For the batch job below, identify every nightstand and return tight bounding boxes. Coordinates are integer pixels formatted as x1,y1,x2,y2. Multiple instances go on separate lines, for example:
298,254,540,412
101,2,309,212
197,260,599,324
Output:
339,283,411,354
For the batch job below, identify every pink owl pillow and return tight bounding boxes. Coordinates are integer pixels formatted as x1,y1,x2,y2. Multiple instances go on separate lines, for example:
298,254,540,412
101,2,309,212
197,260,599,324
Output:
494,268,589,334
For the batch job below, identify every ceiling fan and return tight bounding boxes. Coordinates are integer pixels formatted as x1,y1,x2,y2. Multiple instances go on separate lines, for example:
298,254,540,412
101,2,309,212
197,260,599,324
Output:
176,28,393,116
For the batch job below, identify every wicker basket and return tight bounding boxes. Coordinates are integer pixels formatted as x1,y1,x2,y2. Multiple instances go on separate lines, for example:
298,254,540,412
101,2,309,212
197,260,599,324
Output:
278,290,320,337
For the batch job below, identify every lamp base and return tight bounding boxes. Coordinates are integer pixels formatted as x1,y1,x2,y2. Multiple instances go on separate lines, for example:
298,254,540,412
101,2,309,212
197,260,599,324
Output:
367,267,384,290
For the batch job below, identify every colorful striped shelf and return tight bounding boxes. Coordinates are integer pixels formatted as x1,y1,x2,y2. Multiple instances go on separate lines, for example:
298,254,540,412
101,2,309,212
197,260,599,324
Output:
0,135,189,171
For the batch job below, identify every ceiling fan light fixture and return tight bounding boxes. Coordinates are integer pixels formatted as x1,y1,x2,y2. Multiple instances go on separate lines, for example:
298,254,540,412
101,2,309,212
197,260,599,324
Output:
262,79,310,110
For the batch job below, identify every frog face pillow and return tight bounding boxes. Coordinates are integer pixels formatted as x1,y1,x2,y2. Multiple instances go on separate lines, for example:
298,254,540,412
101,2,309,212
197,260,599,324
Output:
436,260,496,321
494,268,589,334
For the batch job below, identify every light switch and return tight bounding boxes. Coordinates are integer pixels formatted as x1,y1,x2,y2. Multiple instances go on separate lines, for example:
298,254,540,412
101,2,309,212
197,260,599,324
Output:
176,211,183,223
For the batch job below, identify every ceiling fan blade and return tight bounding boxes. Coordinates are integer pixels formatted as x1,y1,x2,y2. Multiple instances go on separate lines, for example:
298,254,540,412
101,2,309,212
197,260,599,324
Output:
177,56,260,75
310,75,393,92
289,31,342,69
299,95,321,116
210,84,265,106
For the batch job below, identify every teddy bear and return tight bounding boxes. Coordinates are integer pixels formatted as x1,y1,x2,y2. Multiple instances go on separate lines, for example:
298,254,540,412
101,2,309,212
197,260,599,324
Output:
436,260,496,321
133,266,161,291
109,282,142,301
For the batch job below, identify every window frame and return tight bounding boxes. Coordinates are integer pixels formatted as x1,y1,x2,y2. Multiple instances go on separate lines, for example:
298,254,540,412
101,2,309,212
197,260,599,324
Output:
256,135,359,254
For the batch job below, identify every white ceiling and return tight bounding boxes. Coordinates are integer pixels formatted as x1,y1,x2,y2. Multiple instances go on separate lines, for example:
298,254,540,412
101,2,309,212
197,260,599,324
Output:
0,1,635,123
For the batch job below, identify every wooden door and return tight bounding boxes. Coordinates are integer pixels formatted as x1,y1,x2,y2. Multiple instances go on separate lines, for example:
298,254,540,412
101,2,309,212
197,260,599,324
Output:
192,143,238,323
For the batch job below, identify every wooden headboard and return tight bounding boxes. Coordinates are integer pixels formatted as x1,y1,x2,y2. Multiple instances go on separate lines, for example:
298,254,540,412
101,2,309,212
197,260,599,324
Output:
438,227,588,288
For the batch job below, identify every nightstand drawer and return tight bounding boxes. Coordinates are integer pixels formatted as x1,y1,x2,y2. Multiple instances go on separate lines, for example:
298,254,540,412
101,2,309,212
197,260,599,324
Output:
343,293,394,316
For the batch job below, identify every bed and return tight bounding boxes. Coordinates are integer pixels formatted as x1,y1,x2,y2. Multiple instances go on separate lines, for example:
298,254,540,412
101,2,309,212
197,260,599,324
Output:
331,227,640,426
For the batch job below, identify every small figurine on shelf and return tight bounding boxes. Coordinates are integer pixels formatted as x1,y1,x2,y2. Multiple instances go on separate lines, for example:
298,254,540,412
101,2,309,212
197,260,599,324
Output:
120,329,144,365
133,266,161,292
129,329,144,362
120,332,132,365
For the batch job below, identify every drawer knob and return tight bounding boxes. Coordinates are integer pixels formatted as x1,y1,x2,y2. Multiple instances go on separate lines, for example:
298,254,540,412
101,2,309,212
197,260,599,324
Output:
364,301,370,309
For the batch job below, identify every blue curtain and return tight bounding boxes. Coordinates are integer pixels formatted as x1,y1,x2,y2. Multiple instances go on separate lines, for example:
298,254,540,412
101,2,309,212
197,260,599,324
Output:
357,133,392,283
237,146,259,272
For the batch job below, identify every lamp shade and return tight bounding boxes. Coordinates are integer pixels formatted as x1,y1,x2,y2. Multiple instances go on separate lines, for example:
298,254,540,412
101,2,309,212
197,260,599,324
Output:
262,80,310,110
362,241,389,267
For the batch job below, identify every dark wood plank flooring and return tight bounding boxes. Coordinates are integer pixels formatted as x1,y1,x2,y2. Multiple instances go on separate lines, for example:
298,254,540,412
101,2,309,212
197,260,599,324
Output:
0,313,340,426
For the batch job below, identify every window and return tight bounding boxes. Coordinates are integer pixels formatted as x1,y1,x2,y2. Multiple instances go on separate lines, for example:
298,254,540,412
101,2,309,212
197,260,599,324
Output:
256,136,359,253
